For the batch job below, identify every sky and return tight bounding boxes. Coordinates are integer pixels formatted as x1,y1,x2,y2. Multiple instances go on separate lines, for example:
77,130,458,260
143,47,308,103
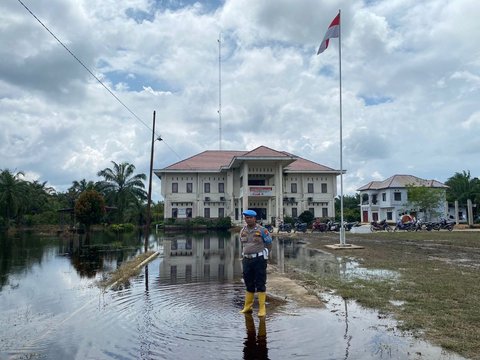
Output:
1,0,480,202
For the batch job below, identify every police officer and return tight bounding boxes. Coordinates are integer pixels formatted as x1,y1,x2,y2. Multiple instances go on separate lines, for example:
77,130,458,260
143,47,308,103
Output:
239,209,272,317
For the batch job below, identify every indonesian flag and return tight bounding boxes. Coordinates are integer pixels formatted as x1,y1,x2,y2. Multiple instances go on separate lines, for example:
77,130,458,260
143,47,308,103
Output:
317,13,340,55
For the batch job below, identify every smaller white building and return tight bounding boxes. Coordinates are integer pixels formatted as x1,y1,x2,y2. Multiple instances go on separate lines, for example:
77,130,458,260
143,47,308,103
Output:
357,174,448,223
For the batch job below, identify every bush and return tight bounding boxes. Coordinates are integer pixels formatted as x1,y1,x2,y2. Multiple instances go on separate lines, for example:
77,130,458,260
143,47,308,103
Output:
109,223,135,232
283,215,294,225
298,211,315,225
214,216,232,230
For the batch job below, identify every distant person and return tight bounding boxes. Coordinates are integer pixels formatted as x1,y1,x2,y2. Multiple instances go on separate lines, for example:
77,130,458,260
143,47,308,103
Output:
239,209,272,317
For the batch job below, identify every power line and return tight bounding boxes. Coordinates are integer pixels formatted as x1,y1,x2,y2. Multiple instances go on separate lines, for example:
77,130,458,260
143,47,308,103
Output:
17,0,185,164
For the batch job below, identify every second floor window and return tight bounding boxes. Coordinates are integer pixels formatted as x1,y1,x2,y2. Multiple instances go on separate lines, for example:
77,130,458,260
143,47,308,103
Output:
186,183,193,193
307,183,314,193
172,183,178,193
219,182,225,193
321,183,327,193
291,183,297,193
204,183,210,193
394,192,402,201
382,193,386,201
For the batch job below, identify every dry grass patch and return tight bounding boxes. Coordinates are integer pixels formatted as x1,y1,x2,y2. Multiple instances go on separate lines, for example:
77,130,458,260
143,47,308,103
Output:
290,231,480,360
98,251,157,290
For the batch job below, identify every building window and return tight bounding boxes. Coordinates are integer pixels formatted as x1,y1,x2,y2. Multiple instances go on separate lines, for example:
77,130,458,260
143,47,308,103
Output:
382,193,386,201
218,182,224,193
172,183,178,193
321,183,327,193
309,208,315,216
204,183,210,193
322,208,328,217
172,208,178,218
292,208,298,218
291,183,297,193
219,208,225,217
307,183,314,193
186,208,192,218
186,183,193,193
387,211,392,220
394,192,401,201
204,208,210,218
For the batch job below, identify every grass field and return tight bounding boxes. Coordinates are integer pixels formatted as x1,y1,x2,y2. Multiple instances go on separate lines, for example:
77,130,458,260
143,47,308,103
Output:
290,230,480,360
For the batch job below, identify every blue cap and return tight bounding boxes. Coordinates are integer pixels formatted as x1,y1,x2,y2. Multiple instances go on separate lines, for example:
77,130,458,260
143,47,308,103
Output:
242,209,257,217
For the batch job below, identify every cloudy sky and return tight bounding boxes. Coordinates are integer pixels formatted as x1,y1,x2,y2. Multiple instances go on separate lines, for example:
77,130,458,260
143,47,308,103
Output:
1,0,479,201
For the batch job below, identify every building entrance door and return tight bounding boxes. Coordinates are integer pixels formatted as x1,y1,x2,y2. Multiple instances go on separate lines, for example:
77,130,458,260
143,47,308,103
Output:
251,208,267,221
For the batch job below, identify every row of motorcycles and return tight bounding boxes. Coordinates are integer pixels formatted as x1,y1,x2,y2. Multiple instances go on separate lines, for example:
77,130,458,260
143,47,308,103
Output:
370,218,455,232
271,219,360,233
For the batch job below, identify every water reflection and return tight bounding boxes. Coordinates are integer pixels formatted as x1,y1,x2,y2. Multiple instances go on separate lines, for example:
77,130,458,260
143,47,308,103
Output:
0,231,466,360
243,314,268,360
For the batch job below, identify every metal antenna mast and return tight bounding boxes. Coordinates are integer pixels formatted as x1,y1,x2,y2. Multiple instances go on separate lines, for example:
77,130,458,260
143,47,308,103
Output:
217,33,222,150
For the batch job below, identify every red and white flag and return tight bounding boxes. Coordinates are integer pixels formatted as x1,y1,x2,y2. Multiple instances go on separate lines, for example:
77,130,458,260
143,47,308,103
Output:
317,13,340,55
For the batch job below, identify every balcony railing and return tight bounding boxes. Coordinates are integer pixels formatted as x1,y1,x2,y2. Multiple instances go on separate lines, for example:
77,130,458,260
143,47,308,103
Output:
248,186,274,197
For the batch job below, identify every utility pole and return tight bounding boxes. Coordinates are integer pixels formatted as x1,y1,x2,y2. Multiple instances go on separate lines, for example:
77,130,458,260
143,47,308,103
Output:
145,110,156,252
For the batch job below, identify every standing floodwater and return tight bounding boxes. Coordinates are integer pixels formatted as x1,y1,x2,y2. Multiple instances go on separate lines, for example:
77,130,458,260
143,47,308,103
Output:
0,231,464,359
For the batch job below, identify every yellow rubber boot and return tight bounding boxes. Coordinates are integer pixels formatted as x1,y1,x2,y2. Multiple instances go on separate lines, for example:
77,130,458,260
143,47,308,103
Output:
257,292,267,317
240,291,255,313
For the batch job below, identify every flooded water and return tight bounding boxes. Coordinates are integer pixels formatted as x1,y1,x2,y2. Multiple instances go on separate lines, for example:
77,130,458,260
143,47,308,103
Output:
0,231,465,360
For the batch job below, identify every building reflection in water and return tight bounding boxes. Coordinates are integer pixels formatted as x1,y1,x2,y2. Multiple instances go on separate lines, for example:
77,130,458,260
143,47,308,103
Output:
159,232,242,285
159,233,343,285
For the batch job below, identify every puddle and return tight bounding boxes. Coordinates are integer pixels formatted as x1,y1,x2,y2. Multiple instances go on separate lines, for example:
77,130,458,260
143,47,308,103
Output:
275,238,399,281
0,231,466,359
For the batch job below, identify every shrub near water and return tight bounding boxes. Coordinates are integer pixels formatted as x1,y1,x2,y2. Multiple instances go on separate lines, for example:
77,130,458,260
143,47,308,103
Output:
109,223,135,232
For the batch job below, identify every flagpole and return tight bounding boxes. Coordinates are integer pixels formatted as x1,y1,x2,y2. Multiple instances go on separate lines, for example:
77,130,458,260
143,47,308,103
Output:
338,9,346,246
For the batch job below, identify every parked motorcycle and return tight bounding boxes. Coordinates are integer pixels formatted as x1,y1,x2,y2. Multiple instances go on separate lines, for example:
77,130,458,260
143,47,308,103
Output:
370,219,392,232
311,219,328,232
326,220,341,232
394,219,416,232
293,221,307,233
260,222,274,233
433,219,455,231
277,221,292,233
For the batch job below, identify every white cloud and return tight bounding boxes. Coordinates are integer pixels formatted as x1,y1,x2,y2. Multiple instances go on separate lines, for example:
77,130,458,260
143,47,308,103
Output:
1,0,480,201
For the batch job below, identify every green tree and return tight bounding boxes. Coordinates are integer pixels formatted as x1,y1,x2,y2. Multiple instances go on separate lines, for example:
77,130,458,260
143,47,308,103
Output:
406,185,445,221
335,194,360,222
74,190,106,231
0,169,28,228
97,161,147,223
445,170,480,205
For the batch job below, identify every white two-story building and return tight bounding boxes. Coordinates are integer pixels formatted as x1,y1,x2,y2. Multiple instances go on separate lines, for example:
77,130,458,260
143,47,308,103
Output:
357,174,448,223
154,146,342,225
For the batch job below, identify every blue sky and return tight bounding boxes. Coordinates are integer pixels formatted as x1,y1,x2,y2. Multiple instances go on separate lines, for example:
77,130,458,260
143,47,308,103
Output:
1,0,480,201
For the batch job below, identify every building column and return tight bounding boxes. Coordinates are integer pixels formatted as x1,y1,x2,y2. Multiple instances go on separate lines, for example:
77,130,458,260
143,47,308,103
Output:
467,199,473,226
242,163,249,212
276,163,283,224
454,200,459,224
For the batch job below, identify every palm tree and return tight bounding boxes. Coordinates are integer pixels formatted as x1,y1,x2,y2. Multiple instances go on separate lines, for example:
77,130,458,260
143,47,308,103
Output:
445,170,480,205
97,161,147,223
0,169,28,228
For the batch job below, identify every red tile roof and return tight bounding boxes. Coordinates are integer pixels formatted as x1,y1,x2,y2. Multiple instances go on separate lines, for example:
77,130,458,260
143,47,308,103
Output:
158,146,339,173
